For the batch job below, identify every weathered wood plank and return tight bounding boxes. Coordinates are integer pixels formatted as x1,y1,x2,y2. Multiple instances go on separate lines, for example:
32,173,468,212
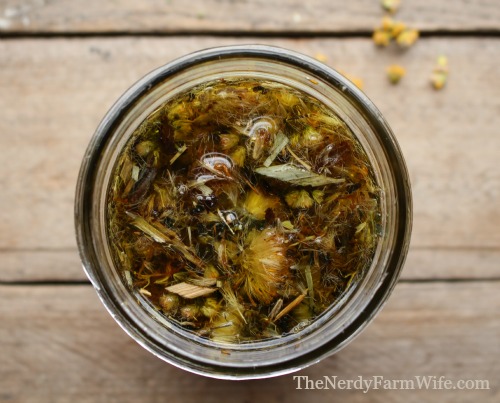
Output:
0,282,498,402
0,0,499,33
0,37,499,250
404,247,500,280
0,250,88,282
1,247,499,282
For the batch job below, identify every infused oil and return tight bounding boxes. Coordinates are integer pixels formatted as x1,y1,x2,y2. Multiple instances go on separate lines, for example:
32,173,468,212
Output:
107,77,381,343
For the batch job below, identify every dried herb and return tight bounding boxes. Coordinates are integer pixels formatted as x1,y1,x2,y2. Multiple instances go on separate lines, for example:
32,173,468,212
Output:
107,77,381,343
431,55,449,90
381,0,400,14
386,64,406,84
373,16,419,48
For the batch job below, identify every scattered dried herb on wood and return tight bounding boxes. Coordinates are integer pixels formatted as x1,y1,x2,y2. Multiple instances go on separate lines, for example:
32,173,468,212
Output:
431,55,449,90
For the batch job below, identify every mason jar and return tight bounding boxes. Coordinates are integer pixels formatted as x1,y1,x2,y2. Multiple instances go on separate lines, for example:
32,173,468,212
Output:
75,45,412,379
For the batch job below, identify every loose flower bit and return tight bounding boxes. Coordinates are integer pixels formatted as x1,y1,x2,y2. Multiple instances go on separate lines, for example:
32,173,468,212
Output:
381,0,400,14
431,55,449,90
285,189,314,209
386,64,406,84
373,16,419,48
372,29,392,47
396,28,419,48
107,77,381,343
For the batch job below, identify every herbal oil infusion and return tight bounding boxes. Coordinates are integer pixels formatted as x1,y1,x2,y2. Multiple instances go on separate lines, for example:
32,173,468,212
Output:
76,46,411,378
107,78,380,343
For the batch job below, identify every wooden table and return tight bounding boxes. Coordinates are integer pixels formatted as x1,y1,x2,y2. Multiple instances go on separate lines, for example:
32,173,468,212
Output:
1,1,499,401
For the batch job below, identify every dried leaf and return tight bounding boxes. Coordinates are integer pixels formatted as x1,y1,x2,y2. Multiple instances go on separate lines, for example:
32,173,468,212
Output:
255,165,345,187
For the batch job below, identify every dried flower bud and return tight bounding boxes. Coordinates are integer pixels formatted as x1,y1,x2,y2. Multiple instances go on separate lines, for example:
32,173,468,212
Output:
381,16,395,31
274,90,301,108
180,304,200,320
373,15,418,49
285,189,314,209
431,55,449,90
201,298,220,320
159,293,180,313
373,29,392,47
210,312,244,343
135,140,156,157
243,190,281,220
291,302,312,322
312,189,325,204
219,133,240,150
386,64,406,84
301,127,323,147
238,229,289,304
396,28,419,48
204,265,220,279
381,0,401,14
391,21,407,37
229,146,246,167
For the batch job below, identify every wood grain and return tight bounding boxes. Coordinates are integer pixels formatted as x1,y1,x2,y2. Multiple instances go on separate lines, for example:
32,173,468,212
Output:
1,247,499,282
0,249,88,282
0,0,500,33
0,37,499,251
0,1,497,403
0,282,498,402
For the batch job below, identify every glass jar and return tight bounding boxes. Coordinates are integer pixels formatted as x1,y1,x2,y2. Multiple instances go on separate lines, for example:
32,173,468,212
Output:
75,45,412,379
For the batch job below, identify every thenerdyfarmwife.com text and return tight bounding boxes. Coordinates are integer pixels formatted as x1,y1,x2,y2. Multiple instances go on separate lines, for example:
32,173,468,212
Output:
293,375,490,393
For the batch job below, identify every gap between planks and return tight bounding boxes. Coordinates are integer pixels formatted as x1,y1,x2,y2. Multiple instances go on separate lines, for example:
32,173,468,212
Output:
1,0,500,34
2,30,500,40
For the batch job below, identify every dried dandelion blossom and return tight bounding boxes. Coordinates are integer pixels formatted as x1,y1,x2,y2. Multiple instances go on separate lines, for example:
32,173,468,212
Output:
285,189,314,209
381,0,400,14
372,28,392,47
372,16,419,49
210,311,244,343
396,28,419,48
243,190,281,220
159,293,180,314
219,133,240,150
237,229,289,304
431,55,449,90
386,64,406,84
229,146,246,167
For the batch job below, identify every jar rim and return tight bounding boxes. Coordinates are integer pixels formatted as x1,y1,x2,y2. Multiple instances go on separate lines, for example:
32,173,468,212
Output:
75,44,412,379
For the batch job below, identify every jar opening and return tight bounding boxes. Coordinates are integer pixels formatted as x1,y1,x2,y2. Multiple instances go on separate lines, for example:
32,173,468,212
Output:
75,45,412,379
